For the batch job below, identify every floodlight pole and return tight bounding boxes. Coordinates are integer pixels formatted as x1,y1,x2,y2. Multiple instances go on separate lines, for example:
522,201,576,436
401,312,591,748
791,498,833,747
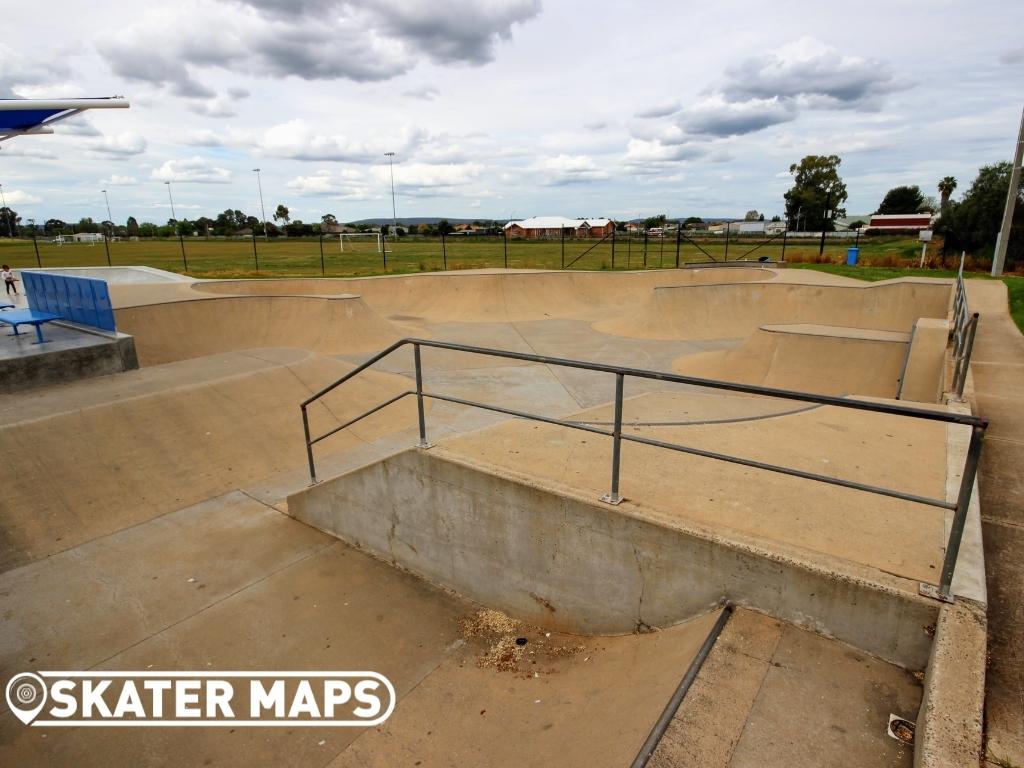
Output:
991,106,1024,277
818,187,833,258
164,181,177,221
0,184,11,237
102,189,113,224
253,168,269,239
385,152,397,238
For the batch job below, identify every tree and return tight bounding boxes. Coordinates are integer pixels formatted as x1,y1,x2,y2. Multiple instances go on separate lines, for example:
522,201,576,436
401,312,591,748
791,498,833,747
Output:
175,219,192,236
939,162,1024,266
847,220,866,230
937,176,958,212
876,185,924,214
44,218,67,234
918,196,938,213
682,216,703,229
744,209,760,221
273,204,290,225
643,214,668,230
436,219,454,236
321,213,337,225
0,207,20,237
126,216,140,237
783,155,847,232
75,217,100,234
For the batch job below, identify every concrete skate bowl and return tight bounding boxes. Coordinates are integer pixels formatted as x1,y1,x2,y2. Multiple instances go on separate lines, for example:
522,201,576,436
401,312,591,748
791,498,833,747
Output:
114,294,410,366
594,278,952,341
0,348,423,571
674,324,913,399
190,267,774,323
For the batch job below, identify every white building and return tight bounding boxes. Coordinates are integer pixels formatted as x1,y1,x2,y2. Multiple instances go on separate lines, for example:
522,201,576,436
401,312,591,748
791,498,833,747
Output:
72,232,105,243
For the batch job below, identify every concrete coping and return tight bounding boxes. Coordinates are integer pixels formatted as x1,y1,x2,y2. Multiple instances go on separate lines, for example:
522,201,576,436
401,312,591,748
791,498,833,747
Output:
760,323,911,343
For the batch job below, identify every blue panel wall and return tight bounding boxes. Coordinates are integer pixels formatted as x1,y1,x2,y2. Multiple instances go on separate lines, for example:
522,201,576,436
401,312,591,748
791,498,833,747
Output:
22,272,117,332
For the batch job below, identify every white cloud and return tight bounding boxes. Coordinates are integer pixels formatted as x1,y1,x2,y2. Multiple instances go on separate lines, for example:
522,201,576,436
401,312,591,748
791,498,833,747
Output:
99,175,140,186
258,119,424,162
534,154,609,185
151,156,233,183
89,131,148,156
286,169,371,199
1,189,43,205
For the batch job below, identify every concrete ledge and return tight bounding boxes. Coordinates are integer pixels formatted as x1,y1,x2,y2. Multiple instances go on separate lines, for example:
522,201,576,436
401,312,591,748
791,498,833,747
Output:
0,327,137,392
288,448,941,669
914,600,986,767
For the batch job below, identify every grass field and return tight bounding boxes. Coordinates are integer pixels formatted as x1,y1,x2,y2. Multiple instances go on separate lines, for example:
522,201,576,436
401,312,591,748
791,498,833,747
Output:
0,233,935,279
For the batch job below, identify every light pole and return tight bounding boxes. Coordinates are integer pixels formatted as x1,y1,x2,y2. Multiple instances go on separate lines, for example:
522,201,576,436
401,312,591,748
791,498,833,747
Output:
384,152,397,237
102,189,113,224
253,168,269,239
0,183,11,237
164,181,177,221
818,187,834,258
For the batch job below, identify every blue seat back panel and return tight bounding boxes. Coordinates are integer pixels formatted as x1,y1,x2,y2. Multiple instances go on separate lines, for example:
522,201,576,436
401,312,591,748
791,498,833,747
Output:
22,272,116,332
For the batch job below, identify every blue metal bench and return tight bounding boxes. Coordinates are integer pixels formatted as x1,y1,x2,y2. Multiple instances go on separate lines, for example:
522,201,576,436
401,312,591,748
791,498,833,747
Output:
0,309,62,344
0,302,14,310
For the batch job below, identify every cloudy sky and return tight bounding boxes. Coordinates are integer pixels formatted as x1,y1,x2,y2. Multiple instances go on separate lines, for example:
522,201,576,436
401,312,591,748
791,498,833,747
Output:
2,0,1022,224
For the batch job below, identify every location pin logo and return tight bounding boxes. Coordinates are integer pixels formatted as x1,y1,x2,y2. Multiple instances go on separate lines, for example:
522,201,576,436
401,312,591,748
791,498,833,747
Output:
6,673,48,725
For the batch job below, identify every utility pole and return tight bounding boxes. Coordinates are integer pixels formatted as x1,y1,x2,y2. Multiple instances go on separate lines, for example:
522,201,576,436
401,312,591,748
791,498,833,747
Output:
253,168,269,239
384,152,397,238
991,106,1024,277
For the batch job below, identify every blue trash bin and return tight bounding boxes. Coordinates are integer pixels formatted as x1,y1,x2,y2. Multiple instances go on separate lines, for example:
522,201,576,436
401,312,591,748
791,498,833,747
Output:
846,247,859,266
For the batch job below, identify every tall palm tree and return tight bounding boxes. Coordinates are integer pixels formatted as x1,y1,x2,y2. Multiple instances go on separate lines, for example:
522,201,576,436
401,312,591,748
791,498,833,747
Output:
937,176,957,211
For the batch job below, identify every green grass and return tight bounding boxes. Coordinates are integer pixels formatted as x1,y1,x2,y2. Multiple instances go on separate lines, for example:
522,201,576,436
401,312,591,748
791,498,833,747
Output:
0,234,922,279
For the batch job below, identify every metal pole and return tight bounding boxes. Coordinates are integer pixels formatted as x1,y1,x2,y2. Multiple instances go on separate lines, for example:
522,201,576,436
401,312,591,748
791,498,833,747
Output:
503,227,508,269
251,231,259,272
934,424,986,600
611,226,616,269
818,188,832,258
781,229,787,262
31,227,41,267
301,405,317,484
954,314,980,397
991,106,1024,276
561,226,565,269
103,231,112,266
441,232,447,270
102,189,112,224
385,152,397,238
414,343,430,448
164,181,176,221
723,227,729,261
675,226,681,268
178,233,188,272
382,233,387,270
319,232,325,275
0,184,11,237
643,230,648,267
601,373,625,505
253,168,268,239
627,227,632,269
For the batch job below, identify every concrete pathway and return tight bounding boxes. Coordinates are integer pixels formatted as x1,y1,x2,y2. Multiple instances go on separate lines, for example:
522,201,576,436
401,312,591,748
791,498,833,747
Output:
966,279,1024,767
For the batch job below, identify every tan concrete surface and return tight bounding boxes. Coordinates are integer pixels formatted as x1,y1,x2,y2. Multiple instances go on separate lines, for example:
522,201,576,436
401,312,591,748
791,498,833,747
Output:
900,318,949,404
330,610,722,768
674,324,911,398
439,392,949,583
965,279,1024,765
0,348,421,571
650,608,921,768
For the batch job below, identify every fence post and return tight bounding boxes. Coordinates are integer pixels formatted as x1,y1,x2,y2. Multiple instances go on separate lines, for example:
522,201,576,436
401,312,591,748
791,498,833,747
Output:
724,228,730,262
503,228,508,269
561,226,565,269
318,233,325,275
930,424,986,601
675,226,681,268
103,232,112,267
611,227,616,269
643,230,648,267
302,405,317,484
414,343,431,448
31,228,41,268
601,373,625,505
251,232,259,273
441,232,447,270
781,229,787,262
382,233,387,270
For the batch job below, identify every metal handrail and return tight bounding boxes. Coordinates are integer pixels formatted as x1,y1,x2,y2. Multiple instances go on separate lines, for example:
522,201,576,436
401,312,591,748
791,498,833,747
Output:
300,338,986,601
950,253,980,397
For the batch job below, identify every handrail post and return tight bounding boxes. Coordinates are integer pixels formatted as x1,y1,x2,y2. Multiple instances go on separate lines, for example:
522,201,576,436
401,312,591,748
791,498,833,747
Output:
954,313,980,397
924,423,985,601
601,373,625,505
302,404,317,484
414,343,431,448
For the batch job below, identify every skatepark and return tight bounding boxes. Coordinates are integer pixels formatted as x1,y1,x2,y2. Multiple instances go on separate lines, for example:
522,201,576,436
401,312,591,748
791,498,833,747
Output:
0,263,1002,766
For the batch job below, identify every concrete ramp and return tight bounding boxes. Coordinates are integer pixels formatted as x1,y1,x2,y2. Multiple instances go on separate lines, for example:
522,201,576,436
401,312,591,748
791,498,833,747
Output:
674,324,911,398
190,267,773,323
0,348,419,572
595,279,952,340
115,294,408,365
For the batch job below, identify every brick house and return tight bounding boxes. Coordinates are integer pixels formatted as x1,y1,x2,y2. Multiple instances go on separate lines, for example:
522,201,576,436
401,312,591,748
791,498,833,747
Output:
503,216,615,239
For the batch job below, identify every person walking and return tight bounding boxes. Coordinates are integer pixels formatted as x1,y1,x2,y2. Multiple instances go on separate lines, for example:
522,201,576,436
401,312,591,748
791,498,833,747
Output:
1,265,17,296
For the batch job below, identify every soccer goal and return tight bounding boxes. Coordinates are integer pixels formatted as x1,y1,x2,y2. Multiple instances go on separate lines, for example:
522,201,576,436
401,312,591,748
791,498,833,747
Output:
339,232,389,254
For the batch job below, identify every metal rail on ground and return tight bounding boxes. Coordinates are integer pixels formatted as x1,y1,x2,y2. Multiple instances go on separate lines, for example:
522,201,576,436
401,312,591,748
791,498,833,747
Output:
951,253,980,398
300,338,986,602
